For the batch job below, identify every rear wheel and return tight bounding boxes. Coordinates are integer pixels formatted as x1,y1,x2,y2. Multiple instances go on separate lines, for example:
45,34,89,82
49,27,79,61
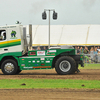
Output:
55,56,76,75
1,59,18,75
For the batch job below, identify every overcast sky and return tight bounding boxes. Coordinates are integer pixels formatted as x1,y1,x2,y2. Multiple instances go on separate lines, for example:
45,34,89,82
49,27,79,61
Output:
0,0,100,25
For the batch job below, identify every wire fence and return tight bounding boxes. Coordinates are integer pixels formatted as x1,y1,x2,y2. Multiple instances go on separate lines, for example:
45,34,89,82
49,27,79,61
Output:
83,54,100,63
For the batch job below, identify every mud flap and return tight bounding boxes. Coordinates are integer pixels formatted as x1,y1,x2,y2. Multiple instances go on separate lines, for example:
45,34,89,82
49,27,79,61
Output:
81,60,84,67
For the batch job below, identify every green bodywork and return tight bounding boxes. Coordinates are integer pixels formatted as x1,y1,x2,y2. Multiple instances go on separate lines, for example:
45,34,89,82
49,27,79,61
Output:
0,52,22,66
0,49,83,70
0,41,21,48
19,49,77,70
19,56,54,70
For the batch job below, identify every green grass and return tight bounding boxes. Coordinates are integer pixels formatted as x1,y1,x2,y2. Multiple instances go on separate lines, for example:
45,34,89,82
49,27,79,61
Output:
79,63,100,69
0,79,100,89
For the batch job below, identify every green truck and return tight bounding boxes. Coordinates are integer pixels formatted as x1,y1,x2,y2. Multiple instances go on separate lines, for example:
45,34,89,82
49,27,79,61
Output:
0,24,84,75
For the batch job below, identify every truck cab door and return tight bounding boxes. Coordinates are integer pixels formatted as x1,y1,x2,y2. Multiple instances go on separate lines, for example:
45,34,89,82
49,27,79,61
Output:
0,29,8,54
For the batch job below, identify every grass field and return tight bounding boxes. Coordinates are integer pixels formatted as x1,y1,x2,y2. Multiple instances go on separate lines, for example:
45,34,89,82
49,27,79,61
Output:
0,79,100,89
79,63,100,69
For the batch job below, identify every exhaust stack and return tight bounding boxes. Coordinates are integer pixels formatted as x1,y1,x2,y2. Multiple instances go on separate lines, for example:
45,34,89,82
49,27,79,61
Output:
29,24,32,50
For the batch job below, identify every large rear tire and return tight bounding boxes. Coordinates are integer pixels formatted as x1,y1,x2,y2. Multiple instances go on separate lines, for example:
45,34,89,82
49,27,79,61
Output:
55,56,76,75
1,59,18,75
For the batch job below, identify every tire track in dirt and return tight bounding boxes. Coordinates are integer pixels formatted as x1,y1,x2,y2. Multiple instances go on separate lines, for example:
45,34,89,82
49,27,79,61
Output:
0,69,100,80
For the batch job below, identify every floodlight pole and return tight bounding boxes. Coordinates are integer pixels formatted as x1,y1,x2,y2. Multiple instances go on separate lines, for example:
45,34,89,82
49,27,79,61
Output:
44,9,55,49
49,10,50,49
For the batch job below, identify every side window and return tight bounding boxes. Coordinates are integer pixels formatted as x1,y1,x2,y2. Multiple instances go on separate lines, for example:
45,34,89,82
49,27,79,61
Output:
0,30,6,41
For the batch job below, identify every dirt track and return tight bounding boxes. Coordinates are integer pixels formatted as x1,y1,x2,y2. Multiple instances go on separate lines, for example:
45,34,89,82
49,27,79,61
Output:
0,69,100,80
0,89,100,100
0,69,100,100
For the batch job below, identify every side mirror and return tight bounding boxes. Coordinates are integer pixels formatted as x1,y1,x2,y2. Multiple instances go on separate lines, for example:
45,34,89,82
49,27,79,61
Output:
42,11,47,19
53,11,57,20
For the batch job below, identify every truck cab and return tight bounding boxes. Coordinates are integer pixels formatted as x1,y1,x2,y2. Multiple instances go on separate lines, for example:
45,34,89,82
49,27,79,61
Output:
0,25,24,56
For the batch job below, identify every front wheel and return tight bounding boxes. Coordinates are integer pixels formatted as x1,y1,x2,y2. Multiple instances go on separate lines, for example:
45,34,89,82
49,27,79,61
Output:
55,56,76,75
1,59,18,75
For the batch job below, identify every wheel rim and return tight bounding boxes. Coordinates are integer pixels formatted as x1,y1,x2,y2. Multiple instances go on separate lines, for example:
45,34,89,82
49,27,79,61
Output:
4,63,14,73
59,60,71,72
